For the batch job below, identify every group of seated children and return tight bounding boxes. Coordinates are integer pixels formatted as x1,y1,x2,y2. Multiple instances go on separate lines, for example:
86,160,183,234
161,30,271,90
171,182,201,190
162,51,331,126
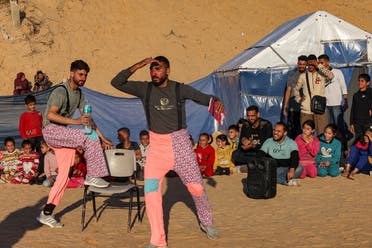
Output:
0,137,87,188
194,124,240,177
294,120,371,181
193,111,372,184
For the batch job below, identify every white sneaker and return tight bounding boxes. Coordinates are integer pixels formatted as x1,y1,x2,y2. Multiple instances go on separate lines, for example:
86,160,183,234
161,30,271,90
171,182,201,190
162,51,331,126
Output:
84,175,110,188
288,179,299,186
37,211,63,228
200,223,220,240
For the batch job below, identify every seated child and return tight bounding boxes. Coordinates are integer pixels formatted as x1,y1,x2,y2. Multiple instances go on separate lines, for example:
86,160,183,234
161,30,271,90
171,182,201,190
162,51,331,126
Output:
342,128,372,179
316,124,341,177
67,152,87,188
213,134,234,175
228,124,239,150
0,137,20,183
138,130,149,168
13,140,39,184
42,142,58,187
295,120,320,179
195,133,215,177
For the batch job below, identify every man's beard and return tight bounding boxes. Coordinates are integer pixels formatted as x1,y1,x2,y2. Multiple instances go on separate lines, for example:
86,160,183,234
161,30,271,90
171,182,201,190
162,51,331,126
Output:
152,75,167,87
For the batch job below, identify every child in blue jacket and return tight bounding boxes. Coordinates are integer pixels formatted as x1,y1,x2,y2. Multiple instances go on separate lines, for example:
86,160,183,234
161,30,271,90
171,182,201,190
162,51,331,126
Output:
316,124,341,177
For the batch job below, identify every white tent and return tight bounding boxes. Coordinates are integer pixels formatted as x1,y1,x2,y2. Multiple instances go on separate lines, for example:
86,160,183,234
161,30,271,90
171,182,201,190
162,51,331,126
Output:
213,10,372,127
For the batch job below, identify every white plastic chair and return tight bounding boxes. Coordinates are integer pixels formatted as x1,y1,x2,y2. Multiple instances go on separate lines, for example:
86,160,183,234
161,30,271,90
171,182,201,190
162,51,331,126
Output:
81,149,141,232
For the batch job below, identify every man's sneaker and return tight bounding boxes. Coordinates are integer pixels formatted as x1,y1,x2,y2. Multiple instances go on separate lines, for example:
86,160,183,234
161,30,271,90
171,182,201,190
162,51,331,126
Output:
37,211,64,228
200,223,220,240
288,179,299,186
84,176,110,188
144,244,168,248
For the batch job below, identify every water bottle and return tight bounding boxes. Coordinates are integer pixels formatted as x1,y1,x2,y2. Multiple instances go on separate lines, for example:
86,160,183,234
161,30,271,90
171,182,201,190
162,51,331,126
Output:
82,100,92,134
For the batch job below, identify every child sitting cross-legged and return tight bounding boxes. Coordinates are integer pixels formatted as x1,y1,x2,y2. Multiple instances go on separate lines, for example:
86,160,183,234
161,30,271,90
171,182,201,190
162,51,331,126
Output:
316,124,342,177
195,133,215,177
213,134,234,175
67,151,87,188
12,139,39,184
0,137,20,183
41,141,58,187
342,128,372,179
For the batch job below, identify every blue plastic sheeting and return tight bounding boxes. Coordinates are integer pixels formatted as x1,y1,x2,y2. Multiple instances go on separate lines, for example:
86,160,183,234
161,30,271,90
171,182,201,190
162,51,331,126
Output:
214,71,242,129
324,41,367,64
0,75,217,147
241,94,283,126
239,69,292,96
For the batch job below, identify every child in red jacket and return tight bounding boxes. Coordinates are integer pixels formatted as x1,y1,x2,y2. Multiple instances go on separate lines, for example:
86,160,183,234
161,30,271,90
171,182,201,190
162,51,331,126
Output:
19,95,43,154
195,133,215,177
67,151,87,188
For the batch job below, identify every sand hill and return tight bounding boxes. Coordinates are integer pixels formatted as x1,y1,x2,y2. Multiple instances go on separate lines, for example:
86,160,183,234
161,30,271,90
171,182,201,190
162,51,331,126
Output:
0,0,371,97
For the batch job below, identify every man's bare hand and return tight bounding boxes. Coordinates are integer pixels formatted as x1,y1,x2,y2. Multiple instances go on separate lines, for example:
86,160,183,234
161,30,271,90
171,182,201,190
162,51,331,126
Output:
287,168,295,180
130,57,159,73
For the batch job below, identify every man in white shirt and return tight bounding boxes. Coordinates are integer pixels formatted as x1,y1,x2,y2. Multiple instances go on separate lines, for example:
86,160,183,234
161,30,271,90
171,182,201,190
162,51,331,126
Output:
318,54,348,126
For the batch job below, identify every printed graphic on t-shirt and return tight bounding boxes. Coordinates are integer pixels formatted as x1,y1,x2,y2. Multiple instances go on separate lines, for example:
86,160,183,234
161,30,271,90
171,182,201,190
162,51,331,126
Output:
155,98,175,111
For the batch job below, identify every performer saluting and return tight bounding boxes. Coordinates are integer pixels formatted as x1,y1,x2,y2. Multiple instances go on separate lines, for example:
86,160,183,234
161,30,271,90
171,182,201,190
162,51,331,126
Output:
111,56,223,248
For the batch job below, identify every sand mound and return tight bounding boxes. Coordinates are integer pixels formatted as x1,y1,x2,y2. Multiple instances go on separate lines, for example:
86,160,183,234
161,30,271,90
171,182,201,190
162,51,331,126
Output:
0,0,371,97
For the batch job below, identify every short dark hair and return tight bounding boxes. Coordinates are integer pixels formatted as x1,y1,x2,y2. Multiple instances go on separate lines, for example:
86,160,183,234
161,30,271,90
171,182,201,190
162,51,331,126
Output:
318,54,329,61
275,121,287,132
21,139,32,148
4,137,15,146
302,119,315,130
246,105,259,113
199,132,213,144
298,55,308,62
36,70,43,75
139,130,149,137
228,124,239,132
358,73,370,82
118,127,130,136
24,94,36,105
151,56,170,69
307,54,317,61
237,118,249,126
216,134,230,145
324,123,337,134
70,60,90,72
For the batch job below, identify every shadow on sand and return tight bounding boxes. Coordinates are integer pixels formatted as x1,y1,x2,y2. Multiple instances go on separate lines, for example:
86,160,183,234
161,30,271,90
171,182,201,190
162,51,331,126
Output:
0,196,47,248
162,176,199,239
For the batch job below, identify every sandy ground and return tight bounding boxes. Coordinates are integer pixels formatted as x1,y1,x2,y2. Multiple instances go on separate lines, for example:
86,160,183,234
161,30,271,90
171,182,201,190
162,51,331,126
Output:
1,173,372,248
0,0,371,96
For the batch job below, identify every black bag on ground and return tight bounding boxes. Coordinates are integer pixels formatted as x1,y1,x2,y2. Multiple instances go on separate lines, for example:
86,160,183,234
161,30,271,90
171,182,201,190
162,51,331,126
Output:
246,157,277,199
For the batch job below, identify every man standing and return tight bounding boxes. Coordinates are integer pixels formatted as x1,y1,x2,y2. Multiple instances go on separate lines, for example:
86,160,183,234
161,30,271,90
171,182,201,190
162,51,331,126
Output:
37,60,112,228
232,105,272,165
260,122,303,185
282,55,307,139
111,56,222,248
317,54,348,126
294,54,334,134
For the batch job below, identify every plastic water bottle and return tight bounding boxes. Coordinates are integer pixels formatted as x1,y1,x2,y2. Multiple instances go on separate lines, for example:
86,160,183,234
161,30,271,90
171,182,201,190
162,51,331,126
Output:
82,100,92,134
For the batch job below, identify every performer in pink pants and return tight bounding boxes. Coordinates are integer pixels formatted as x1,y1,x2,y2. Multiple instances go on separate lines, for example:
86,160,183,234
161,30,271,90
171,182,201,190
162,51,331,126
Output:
37,60,112,228
112,56,224,248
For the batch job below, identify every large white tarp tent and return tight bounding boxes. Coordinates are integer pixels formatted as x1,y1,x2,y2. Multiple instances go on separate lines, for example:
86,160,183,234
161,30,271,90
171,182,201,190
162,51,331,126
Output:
214,10,372,128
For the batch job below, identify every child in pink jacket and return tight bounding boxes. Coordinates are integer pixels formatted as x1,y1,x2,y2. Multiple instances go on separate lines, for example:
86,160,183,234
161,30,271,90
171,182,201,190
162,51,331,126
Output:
295,120,320,178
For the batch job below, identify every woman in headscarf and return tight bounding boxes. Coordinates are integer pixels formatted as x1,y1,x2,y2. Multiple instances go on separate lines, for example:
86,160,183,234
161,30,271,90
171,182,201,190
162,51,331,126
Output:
13,72,32,95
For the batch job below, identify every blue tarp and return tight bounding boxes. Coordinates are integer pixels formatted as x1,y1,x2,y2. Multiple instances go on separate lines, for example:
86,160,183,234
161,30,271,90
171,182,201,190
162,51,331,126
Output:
0,75,217,147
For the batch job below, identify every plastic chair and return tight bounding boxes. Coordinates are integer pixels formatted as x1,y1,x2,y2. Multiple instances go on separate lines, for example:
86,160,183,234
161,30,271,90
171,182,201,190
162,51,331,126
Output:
81,149,141,232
